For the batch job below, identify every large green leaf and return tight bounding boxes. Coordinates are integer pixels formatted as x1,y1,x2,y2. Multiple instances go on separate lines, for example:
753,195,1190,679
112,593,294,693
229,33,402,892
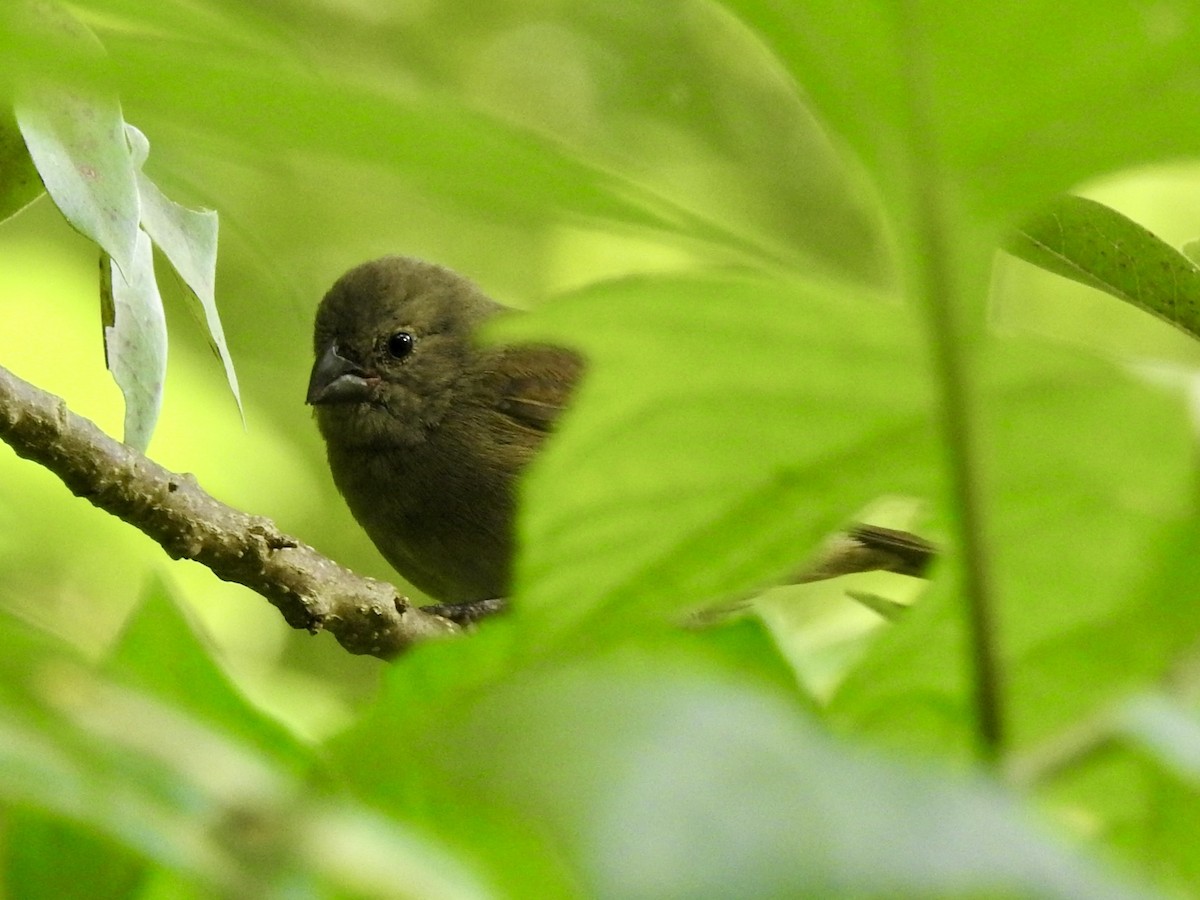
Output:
103,578,309,769
4,812,147,900
0,3,889,281
0,606,487,897
491,271,933,637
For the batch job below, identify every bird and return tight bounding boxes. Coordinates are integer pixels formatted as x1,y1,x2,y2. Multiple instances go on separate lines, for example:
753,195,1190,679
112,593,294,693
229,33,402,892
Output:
307,256,937,626
306,255,583,623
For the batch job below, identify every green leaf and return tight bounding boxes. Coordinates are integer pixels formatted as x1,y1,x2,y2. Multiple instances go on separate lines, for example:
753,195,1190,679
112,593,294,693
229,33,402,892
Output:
125,125,242,421
493,271,934,638
1005,194,1200,341
4,812,147,900
15,80,139,278
104,578,309,769
100,230,166,451
846,590,908,621
0,107,44,223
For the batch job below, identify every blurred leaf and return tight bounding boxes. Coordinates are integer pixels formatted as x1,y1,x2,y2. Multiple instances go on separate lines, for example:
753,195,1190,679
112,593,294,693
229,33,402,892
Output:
716,0,1200,229
100,230,166,450
493,271,933,637
412,644,1143,899
102,38,706,239
126,870,209,900
104,577,310,769
1006,194,1200,341
15,79,139,277
4,1,1200,895
0,607,487,898
125,125,241,421
326,620,583,898
1118,693,1200,783
4,812,147,900
444,0,891,283
1,24,880,276
0,107,44,222
63,0,293,55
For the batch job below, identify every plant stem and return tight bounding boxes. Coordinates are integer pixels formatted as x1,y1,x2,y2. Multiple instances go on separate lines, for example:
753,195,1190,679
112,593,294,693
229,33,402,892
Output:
898,5,1005,764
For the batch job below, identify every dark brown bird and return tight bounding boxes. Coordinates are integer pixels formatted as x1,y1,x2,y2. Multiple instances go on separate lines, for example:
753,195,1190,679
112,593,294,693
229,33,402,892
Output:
306,256,583,615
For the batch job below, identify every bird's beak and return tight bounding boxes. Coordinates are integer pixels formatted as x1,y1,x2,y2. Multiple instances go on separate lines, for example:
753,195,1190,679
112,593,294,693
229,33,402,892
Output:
306,345,375,405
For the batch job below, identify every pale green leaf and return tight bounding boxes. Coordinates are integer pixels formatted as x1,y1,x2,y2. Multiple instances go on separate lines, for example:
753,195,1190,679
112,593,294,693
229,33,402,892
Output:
1118,694,1200,783
101,231,166,450
15,81,138,277
125,125,241,421
418,647,1143,899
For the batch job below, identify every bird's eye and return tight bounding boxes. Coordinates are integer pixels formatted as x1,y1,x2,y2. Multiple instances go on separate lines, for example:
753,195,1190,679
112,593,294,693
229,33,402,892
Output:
385,331,415,359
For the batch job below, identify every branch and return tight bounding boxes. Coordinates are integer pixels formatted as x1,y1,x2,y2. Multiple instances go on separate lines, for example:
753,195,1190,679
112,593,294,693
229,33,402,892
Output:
688,523,938,627
791,523,936,583
0,363,457,658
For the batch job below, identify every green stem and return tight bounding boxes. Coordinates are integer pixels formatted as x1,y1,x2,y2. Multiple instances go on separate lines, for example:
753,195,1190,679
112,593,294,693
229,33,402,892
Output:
899,5,1005,764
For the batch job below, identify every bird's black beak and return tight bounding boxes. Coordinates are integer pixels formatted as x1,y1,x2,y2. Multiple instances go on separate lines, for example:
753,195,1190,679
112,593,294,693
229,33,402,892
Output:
306,345,375,405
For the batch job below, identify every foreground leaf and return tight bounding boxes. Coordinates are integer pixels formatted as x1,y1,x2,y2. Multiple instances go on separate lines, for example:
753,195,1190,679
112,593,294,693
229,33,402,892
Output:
0,608,487,897
4,812,146,900
104,578,308,768
716,0,1200,231
495,271,934,637
402,645,1143,898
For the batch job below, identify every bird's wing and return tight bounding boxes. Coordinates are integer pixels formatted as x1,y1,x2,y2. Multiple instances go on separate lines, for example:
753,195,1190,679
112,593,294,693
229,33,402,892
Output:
489,345,583,434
